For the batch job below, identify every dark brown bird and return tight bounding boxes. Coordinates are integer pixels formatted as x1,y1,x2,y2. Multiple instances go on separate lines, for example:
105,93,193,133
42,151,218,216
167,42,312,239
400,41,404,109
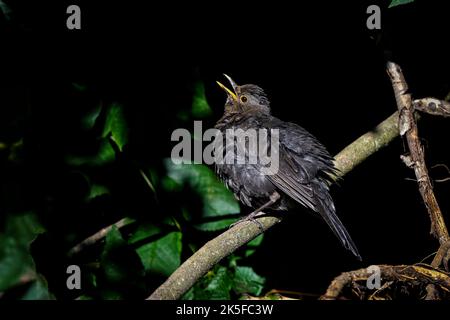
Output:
214,74,361,260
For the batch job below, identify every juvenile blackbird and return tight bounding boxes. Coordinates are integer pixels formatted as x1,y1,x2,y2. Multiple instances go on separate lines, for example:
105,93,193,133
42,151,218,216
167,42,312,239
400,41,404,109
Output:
215,75,361,259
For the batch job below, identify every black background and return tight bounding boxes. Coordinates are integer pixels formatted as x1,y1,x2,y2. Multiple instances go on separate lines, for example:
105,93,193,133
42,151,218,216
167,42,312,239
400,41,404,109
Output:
1,0,450,297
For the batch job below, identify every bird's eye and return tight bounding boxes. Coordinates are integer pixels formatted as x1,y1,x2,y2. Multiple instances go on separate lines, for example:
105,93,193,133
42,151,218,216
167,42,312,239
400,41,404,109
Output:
240,96,248,103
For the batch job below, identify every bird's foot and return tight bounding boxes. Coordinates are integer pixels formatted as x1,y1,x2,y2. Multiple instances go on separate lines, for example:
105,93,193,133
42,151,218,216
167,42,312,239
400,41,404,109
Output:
229,192,281,232
229,215,264,232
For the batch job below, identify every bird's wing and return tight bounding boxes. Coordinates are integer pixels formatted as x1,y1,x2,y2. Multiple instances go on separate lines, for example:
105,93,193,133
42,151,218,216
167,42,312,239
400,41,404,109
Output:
264,144,317,210
278,122,336,178
259,120,332,209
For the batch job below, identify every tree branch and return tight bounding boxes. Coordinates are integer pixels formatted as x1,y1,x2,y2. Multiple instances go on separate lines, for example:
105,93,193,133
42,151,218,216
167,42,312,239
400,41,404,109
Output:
431,240,450,271
148,111,401,300
67,217,134,258
414,98,450,118
387,61,449,244
387,62,450,299
321,265,450,300
333,112,400,177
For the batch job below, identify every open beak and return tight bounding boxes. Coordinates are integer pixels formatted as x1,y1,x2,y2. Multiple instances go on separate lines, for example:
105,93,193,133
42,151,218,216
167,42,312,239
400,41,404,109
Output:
216,74,238,101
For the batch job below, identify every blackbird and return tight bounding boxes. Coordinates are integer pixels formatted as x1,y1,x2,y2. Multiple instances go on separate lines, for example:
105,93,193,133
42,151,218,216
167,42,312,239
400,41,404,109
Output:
214,74,361,260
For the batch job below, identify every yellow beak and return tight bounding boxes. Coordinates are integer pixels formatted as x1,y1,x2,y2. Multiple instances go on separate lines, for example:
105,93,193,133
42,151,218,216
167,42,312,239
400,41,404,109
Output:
216,81,237,101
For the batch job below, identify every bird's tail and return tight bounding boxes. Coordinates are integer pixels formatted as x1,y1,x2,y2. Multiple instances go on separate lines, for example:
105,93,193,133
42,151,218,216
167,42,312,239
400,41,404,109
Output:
314,182,361,260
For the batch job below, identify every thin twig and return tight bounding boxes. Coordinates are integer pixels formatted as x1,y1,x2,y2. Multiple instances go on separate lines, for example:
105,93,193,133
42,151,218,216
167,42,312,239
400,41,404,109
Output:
139,168,157,195
419,251,438,264
67,217,134,257
148,111,401,300
431,164,450,183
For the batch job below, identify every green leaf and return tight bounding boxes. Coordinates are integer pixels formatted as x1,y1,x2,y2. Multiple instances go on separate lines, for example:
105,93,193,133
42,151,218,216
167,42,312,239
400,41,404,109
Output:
4,213,45,246
66,139,115,167
233,266,265,296
0,213,51,299
0,1,12,21
0,235,36,291
164,160,240,230
100,226,146,299
87,184,110,200
128,223,162,244
162,176,182,192
245,234,264,257
203,267,232,299
100,289,124,300
101,226,128,283
182,286,195,300
86,271,98,289
184,264,264,300
81,103,102,130
68,103,127,166
135,230,182,277
20,275,54,300
194,218,239,232
192,81,212,118
102,103,128,151
186,266,232,300
389,0,414,8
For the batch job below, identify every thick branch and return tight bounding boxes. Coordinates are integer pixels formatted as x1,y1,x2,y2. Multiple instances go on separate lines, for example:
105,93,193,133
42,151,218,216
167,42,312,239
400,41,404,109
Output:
387,61,449,244
333,112,399,177
148,112,401,300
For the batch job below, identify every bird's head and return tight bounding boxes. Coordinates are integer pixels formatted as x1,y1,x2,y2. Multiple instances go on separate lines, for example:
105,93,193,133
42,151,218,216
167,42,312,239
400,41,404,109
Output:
216,74,270,114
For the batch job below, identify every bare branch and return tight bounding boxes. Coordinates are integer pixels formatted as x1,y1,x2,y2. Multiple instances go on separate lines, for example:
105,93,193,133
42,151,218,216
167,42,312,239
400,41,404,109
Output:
333,112,400,177
414,98,450,117
387,62,450,300
67,217,134,257
387,61,449,244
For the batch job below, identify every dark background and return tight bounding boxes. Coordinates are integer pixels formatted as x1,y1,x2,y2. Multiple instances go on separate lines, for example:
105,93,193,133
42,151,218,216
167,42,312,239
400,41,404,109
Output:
1,0,450,298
